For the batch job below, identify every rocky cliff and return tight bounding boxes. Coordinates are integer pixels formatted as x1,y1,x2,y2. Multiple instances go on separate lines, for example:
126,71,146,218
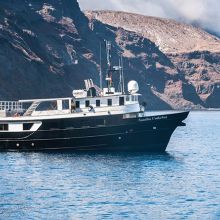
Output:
0,0,105,99
0,1,219,109
86,11,220,109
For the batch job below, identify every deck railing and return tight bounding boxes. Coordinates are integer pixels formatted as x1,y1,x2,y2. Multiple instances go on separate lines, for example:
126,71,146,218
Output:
0,101,23,111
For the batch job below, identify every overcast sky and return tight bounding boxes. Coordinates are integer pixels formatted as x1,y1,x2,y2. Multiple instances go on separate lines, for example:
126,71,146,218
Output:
78,0,220,35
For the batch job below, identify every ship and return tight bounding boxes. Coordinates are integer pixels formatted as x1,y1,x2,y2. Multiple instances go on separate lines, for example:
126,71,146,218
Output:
0,41,189,152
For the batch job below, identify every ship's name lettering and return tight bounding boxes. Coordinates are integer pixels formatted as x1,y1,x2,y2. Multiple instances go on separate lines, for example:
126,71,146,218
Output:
139,115,168,122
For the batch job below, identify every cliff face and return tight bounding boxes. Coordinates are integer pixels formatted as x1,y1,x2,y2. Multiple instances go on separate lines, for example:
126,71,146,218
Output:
169,51,220,108
0,2,219,109
86,10,220,109
86,11,220,54
0,0,99,99
0,0,179,109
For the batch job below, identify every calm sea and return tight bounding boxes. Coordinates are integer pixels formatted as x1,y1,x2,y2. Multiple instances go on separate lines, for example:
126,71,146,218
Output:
0,112,220,220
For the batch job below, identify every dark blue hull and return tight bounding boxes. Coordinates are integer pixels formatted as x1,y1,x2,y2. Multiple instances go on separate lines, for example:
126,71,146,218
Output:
0,111,189,152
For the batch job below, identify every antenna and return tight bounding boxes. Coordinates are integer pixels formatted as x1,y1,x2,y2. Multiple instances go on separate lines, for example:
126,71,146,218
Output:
106,41,111,68
105,40,112,92
119,58,123,93
104,40,124,94
99,42,102,90
120,55,125,94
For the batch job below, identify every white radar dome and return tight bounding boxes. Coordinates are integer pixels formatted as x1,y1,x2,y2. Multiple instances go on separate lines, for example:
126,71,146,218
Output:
128,80,139,94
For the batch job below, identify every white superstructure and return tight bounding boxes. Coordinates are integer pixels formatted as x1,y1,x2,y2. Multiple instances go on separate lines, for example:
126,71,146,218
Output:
0,41,142,134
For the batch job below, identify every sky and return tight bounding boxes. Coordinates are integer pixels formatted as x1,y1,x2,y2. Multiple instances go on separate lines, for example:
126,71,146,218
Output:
78,0,220,35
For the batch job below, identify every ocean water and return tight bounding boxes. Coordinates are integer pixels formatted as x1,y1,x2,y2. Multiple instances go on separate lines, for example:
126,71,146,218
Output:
0,112,220,220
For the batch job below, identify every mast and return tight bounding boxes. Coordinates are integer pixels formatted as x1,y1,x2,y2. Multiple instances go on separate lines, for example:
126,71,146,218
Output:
99,42,103,90
106,41,111,68
106,41,112,92
119,58,123,93
104,41,125,94
120,55,125,94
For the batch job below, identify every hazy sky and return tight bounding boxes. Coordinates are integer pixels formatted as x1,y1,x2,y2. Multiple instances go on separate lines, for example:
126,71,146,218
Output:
78,0,220,35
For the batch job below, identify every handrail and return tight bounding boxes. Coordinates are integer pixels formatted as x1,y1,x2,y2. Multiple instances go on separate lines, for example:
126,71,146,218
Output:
19,97,72,103
0,101,23,111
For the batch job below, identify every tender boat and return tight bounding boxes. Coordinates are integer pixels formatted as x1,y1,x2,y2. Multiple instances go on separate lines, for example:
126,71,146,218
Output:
0,41,189,152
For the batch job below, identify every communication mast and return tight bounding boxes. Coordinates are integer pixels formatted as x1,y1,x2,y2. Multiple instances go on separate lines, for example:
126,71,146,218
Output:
104,40,125,95
105,41,112,93
99,42,103,90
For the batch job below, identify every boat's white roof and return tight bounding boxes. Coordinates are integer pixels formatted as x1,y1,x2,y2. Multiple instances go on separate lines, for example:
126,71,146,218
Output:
19,97,73,103
19,93,141,103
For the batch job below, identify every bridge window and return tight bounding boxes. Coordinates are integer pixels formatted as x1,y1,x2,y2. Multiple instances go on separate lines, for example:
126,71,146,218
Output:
119,97,124,106
0,124,8,131
96,100,100,107
36,101,57,111
126,96,130,102
107,99,112,106
85,100,90,107
132,96,135,101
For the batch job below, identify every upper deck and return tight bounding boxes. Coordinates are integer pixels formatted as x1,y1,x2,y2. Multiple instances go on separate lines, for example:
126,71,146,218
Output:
0,93,141,121
0,41,142,122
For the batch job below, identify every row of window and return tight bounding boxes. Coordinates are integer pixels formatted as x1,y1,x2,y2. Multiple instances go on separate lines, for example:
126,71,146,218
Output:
0,124,8,131
126,95,138,102
75,97,126,108
0,123,33,131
